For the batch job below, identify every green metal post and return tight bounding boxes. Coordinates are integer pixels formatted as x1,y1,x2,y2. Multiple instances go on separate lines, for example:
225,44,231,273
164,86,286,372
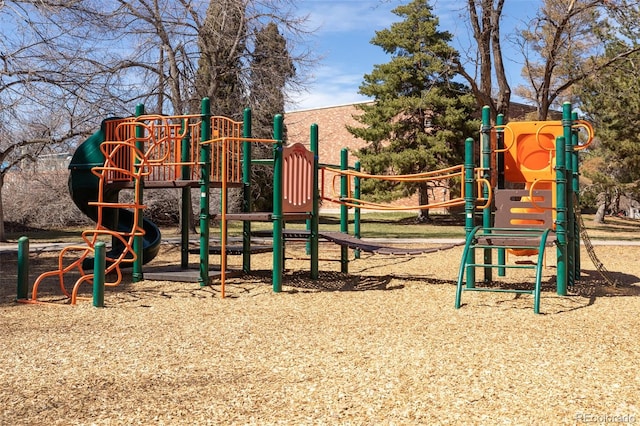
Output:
572,111,581,279
180,119,191,269
340,148,349,274
132,104,145,282
93,241,106,308
199,98,212,286
242,108,252,273
272,114,284,292
464,137,476,288
16,236,29,300
481,106,492,283
562,102,575,288
354,161,361,260
556,135,568,296
496,113,505,189
496,114,506,276
310,124,320,280
306,216,311,255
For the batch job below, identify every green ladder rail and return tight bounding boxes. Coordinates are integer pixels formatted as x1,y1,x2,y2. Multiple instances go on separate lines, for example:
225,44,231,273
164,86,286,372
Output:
455,226,554,314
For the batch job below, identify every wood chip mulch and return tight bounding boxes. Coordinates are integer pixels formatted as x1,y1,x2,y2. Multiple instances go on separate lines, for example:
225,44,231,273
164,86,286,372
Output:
1,242,639,425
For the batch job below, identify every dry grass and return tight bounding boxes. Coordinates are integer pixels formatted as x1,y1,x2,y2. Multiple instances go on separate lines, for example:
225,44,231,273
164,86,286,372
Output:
1,240,640,425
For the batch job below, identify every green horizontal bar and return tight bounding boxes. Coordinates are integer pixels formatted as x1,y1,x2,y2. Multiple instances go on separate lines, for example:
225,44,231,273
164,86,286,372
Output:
472,244,541,250
462,288,535,295
250,159,275,166
478,237,548,242
467,263,536,270
483,227,549,233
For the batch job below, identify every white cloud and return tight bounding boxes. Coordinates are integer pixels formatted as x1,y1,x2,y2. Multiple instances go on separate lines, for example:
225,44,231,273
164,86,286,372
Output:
287,89,370,112
286,65,371,111
298,0,400,35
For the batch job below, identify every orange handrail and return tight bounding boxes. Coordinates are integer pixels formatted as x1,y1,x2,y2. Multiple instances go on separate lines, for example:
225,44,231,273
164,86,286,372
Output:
319,164,491,211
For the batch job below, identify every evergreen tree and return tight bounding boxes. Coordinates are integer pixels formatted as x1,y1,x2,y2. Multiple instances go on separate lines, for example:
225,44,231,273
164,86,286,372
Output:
577,42,640,222
348,0,478,221
249,22,295,138
248,22,296,210
194,0,247,119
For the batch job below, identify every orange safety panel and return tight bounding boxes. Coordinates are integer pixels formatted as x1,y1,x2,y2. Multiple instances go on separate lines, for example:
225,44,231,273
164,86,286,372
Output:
282,143,315,213
502,121,563,184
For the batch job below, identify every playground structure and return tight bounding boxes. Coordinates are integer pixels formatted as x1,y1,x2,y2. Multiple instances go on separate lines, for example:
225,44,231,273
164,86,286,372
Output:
16,98,594,312
455,103,594,313
18,99,286,303
17,97,485,304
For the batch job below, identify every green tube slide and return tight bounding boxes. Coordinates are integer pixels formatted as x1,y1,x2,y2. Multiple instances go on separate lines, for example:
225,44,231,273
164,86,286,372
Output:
68,118,161,265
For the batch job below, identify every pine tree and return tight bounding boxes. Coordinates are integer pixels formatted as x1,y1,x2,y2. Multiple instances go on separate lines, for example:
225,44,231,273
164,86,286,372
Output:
348,0,478,222
249,22,295,139
194,0,247,119
577,42,640,222
248,22,296,210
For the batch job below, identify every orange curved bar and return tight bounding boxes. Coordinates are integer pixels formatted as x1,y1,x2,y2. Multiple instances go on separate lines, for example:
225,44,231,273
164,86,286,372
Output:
320,163,467,212
475,178,493,210
491,124,516,153
572,120,595,150
71,275,96,305
527,179,555,211
535,122,563,152
31,244,93,300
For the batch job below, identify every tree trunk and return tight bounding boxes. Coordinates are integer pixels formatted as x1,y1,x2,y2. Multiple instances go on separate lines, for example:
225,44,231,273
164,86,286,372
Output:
612,188,621,216
594,192,607,224
416,184,430,223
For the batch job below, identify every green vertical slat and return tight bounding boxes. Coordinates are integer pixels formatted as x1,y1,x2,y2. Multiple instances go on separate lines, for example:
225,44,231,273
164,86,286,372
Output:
16,236,29,300
272,115,284,292
571,111,581,279
340,148,349,274
93,242,106,308
199,98,211,286
556,134,568,296
562,102,575,288
464,137,476,288
242,108,252,273
481,106,492,283
354,161,361,260
310,124,320,280
496,114,506,277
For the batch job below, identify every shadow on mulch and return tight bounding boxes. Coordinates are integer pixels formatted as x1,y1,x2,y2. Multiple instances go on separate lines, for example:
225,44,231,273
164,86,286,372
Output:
238,269,400,292
456,268,640,313
5,249,640,312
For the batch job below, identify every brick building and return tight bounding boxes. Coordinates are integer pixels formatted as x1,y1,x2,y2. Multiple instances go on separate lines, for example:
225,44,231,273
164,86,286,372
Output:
284,101,545,212
284,102,443,211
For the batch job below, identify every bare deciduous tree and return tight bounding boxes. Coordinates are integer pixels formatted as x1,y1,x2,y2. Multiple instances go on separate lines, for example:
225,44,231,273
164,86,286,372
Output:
454,0,511,119
516,0,640,120
0,1,118,240
0,0,314,239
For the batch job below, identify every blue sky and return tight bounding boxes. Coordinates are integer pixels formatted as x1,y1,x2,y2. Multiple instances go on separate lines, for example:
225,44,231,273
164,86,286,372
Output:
287,0,541,111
